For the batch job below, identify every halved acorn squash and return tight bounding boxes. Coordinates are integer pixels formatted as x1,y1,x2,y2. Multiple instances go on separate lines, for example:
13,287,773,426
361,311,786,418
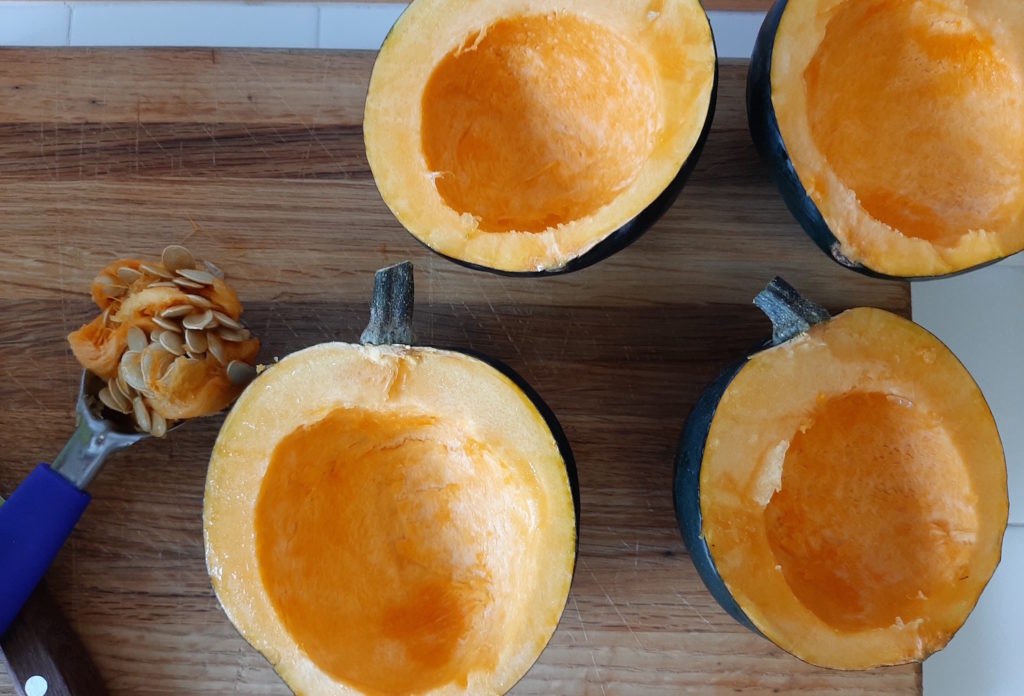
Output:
364,0,717,275
204,263,578,695
674,278,1008,669
748,0,1024,278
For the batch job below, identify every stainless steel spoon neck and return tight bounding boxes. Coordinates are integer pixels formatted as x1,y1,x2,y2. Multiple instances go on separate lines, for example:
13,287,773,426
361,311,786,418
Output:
51,409,140,490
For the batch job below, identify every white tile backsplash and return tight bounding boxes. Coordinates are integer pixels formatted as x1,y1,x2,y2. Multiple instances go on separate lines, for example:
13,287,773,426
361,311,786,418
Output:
912,263,1024,525
924,527,1024,696
707,11,764,60
915,262,1024,696
0,2,769,57
0,2,69,46
319,3,405,51
69,2,317,48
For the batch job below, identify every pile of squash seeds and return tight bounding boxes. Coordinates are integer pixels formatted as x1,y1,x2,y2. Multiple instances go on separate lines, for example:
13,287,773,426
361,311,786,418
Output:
95,244,257,436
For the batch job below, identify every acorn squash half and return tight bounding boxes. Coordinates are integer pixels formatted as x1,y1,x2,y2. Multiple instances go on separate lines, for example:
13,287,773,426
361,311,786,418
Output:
748,0,1024,278
204,263,578,695
674,278,1008,669
364,0,717,275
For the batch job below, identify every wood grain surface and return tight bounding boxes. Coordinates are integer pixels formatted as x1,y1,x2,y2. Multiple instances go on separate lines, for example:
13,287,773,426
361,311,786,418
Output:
0,49,916,695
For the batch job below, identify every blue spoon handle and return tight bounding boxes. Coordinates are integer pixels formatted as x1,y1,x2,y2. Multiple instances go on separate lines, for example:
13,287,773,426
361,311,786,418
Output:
0,464,90,638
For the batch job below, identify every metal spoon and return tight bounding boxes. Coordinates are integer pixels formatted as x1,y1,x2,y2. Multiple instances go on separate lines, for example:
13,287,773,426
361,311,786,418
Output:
0,371,177,637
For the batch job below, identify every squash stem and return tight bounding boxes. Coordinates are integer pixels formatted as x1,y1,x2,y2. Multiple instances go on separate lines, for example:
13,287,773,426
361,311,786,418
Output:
754,277,830,345
360,261,415,345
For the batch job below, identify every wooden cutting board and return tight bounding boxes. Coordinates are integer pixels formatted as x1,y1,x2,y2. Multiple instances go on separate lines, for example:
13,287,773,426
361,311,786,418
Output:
0,50,916,695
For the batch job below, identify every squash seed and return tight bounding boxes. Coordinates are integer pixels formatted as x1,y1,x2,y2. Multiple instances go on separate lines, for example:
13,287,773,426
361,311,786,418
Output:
162,245,195,272
150,411,167,438
211,310,242,330
108,376,132,406
116,373,132,399
160,304,192,319
140,262,173,279
185,293,212,309
132,396,152,433
95,272,118,288
183,309,214,331
146,344,177,379
226,360,257,386
119,351,147,392
140,349,154,380
176,268,215,286
99,386,131,414
148,281,178,289
153,316,182,333
116,267,143,284
217,327,250,342
185,328,208,353
159,330,185,356
186,349,205,361
100,283,127,298
203,259,225,279
207,332,225,365
172,277,205,290
95,273,125,297
126,326,148,352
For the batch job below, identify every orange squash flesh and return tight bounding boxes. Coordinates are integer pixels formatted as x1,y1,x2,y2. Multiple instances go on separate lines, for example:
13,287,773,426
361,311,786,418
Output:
804,0,1022,246
255,408,531,694
205,343,576,696
700,308,1007,669
764,391,974,633
420,13,659,234
770,0,1024,276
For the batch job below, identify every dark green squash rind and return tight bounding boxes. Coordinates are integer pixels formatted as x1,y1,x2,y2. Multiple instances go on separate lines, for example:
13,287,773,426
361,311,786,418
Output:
745,0,878,278
467,346,580,696
673,278,830,635
673,359,759,633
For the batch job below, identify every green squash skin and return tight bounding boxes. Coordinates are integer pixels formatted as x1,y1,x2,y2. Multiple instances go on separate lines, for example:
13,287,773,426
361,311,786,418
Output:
674,278,828,637
397,38,720,277
746,0,1011,281
745,0,882,278
673,358,760,634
